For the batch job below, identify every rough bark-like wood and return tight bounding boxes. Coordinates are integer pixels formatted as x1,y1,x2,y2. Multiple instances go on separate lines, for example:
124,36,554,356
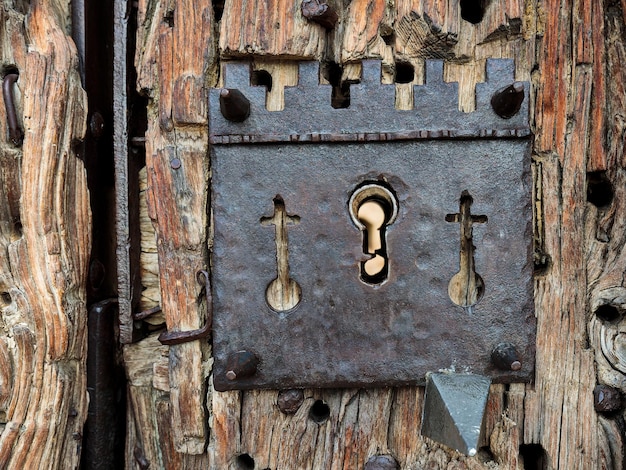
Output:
129,0,626,467
0,1,90,468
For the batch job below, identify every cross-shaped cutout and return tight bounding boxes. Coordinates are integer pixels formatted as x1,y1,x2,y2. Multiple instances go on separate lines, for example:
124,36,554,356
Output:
261,195,301,311
445,190,488,308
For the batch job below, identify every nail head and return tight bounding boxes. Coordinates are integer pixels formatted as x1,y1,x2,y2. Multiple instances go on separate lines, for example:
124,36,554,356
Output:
277,389,304,414
225,350,259,381
491,82,525,119
491,342,522,371
594,384,622,414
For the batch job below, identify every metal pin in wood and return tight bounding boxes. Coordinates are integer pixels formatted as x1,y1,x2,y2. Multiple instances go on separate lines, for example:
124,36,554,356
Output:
491,82,525,119
219,88,251,122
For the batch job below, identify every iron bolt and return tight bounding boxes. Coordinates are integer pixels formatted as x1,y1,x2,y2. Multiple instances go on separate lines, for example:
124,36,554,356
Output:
219,88,251,123
364,455,399,470
277,389,304,414
225,350,259,380
594,384,622,414
491,82,525,119
89,111,106,138
491,342,522,371
301,0,338,29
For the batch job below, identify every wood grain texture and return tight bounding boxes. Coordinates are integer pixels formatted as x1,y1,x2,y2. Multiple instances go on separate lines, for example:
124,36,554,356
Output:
134,0,215,456
0,1,90,468
129,0,626,468
138,167,162,324
218,0,327,58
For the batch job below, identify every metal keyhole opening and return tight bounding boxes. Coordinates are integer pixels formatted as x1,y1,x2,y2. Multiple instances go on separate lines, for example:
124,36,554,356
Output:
349,183,398,285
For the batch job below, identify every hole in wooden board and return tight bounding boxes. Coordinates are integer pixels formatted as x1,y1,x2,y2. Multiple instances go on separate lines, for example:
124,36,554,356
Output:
533,251,551,276
380,25,395,45
237,453,255,470
587,171,614,208
1,66,19,78
309,399,330,423
251,70,273,92
0,292,12,308
519,443,548,470
595,304,622,323
394,61,415,84
212,0,225,22
460,0,487,24
323,62,353,109
163,10,174,27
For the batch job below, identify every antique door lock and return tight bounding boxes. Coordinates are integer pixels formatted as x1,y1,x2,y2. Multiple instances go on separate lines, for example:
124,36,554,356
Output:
209,59,535,454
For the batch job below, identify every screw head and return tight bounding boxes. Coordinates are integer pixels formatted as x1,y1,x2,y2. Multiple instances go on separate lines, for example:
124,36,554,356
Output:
170,158,181,169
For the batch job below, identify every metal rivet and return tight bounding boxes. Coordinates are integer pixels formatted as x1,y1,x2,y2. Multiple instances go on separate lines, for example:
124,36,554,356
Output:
491,82,525,119
594,384,622,414
225,350,259,381
277,389,304,414
301,0,338,29
491,342,522,371
219,88,251,123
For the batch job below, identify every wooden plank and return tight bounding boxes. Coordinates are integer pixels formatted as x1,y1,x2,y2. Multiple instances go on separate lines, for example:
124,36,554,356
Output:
134,0,216,456
588,1,607,171
219,0,327,58
0,1,90,468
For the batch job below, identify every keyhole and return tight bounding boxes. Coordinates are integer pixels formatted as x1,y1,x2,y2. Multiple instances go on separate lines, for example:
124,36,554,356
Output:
349,183,398,285
358,200,387,277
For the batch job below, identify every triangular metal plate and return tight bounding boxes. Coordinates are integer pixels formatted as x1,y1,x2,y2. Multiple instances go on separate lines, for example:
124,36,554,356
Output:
421,373,492,456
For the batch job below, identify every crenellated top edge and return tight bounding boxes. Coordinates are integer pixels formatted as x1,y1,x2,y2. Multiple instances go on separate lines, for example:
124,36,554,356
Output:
209,59,530,144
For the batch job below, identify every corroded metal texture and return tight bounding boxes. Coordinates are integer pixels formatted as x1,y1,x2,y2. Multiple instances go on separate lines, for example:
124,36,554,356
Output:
209,59,535,391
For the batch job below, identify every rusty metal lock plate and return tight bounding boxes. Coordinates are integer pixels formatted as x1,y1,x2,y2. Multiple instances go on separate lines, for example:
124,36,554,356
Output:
209,59,535,391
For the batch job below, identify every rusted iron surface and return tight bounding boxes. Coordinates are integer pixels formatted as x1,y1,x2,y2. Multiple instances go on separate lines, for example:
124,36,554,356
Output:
209,59,534,391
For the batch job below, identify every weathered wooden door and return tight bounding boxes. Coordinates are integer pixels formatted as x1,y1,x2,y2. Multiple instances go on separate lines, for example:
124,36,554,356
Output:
1,0,625,468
